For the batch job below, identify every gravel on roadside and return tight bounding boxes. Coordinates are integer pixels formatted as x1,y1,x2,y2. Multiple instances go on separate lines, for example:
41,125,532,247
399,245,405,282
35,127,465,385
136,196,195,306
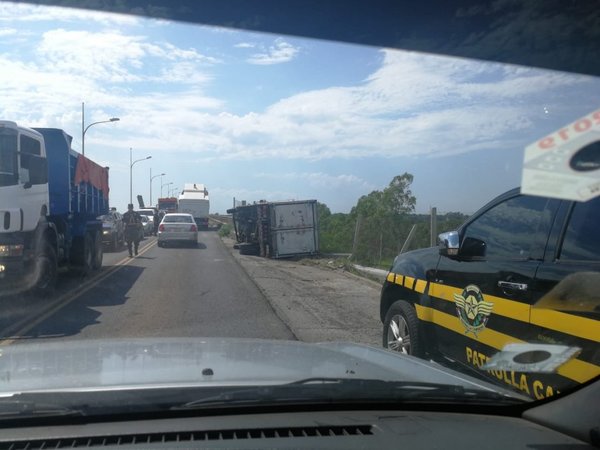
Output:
220,237,383,348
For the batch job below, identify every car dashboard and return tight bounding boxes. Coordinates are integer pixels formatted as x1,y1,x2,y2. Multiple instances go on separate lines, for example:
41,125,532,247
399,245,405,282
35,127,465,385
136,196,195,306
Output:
0,408,594,449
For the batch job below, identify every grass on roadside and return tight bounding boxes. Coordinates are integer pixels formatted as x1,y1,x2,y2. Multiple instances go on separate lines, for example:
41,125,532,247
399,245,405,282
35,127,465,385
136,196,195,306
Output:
218,223,232,237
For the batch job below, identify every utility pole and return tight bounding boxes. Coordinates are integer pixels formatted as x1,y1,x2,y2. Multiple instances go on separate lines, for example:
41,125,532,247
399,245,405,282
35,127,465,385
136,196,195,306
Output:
351,216,361,260
430,207,437,247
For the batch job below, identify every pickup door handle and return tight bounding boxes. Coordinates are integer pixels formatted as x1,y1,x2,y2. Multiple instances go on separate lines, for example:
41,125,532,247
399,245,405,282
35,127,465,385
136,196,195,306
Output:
497,281,528,292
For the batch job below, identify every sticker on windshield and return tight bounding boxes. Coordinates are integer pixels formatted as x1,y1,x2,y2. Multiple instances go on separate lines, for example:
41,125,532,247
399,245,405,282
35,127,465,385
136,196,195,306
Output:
521,109,600,202
454,285,494,337
481,343,581,373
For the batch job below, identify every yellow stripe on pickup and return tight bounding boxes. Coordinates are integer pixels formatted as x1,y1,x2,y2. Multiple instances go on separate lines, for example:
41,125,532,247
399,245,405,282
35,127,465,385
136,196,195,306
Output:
429,282,530,323
395,274,404,286
530,309,600,344
404,276,415,290
414,279,427,293
386,272,395,283
428,281,600,343
413,304,600,384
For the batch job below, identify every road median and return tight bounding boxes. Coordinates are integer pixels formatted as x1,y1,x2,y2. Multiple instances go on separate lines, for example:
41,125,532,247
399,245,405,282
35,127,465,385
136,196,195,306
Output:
220,237,382,348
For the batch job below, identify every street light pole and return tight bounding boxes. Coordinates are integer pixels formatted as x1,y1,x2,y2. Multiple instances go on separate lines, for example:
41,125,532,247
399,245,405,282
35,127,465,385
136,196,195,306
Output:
81,102,119,156
150,168,165,207
170,187,179,197
129,147,152,205
161,182,172,198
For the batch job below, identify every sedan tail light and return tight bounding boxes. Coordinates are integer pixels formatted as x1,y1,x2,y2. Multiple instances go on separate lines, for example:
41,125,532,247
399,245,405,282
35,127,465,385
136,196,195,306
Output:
159,224,165,232
190,224,198,232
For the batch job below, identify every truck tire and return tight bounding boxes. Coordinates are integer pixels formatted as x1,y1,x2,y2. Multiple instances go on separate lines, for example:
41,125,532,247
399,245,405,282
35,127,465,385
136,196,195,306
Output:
92,232,103,270
33,243,57,296
72,233,94,275
383,300,423,358
239,242,260,256
110,233,116,251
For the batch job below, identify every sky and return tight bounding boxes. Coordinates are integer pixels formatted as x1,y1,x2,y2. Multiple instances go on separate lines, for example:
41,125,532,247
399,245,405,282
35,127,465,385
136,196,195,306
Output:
1,2,599,215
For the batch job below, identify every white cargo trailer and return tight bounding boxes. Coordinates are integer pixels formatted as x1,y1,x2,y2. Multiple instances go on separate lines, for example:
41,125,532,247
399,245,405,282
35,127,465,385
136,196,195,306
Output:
228,200,319,258
178,183,210,229
270,201,318,257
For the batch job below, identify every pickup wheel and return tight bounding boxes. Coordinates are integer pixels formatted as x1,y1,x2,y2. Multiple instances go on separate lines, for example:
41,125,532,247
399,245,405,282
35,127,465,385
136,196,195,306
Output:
383,300,423,357
33,243,57,296
92,232,103,270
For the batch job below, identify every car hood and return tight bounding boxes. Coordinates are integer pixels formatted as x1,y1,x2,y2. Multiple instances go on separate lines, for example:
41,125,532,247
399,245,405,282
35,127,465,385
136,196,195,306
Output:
0,338,517,396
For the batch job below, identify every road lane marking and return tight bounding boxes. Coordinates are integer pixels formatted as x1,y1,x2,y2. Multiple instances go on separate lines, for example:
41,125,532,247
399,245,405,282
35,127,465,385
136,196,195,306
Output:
0,239,156,346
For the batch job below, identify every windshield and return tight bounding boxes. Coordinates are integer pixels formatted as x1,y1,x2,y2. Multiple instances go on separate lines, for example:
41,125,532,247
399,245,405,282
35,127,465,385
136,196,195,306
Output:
0,127,18,187
0,0,598,424
163,215,193,223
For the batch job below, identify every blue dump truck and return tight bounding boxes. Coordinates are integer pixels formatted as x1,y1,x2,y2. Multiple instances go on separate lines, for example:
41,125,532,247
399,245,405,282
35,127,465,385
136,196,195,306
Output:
0,121,108,295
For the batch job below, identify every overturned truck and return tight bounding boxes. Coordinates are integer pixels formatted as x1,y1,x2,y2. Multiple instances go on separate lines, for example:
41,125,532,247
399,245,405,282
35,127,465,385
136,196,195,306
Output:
227,200,319,258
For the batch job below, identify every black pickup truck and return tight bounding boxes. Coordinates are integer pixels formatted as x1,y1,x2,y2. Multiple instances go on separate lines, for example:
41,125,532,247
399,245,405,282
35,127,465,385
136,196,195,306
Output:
380,188,599,400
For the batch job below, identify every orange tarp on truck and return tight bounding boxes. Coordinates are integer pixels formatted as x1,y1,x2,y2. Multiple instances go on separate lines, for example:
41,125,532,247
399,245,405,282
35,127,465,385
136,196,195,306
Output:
73,154,109,198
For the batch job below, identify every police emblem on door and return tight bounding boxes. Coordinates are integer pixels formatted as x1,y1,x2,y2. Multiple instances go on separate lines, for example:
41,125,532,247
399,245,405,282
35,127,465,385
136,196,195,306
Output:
453,285,494,337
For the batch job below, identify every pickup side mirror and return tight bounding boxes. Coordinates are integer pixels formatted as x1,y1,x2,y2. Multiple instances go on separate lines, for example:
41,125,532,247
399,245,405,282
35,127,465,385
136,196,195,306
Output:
461,236,487,258
438,231,487,258
23,181,33,189
438,231,460,257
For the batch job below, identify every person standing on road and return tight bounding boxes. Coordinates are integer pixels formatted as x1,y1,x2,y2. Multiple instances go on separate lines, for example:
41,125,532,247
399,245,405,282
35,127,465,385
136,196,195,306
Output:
122,204,142,257
153,210,160,236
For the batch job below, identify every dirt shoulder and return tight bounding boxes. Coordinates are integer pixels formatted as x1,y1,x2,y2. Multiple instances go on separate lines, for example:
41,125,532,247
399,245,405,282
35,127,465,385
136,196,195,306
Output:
221,237,383,348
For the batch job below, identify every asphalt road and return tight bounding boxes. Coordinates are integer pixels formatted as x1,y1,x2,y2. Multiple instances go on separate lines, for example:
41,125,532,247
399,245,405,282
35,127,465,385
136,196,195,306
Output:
0,231,295,343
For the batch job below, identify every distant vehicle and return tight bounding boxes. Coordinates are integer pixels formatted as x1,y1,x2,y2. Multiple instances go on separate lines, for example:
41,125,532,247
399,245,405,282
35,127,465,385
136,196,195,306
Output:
98,210,124,251
157,213,198,247
178,183,210,229
0,121,107,295
137,208,157,218
140,215,154,236
157,197,178,213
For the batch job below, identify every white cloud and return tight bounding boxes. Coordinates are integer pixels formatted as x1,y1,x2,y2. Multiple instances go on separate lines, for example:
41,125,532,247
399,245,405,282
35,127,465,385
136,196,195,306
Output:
234,42,255,49
34,29,218,85
37,29,147,82
0,13,595,168
255,172,376,190
155,61,213,84
246,38,299,65
210,187,299,203
0,27,17,36
0,2,140,26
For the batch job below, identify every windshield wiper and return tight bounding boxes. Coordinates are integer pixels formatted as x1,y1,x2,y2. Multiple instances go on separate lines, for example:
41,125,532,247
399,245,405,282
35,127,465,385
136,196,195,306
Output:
0,399,84,419
174,378,524,410
289,377,523,403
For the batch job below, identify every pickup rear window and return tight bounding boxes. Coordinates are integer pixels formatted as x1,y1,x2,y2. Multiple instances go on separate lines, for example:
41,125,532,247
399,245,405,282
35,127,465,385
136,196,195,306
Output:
560,197,600,262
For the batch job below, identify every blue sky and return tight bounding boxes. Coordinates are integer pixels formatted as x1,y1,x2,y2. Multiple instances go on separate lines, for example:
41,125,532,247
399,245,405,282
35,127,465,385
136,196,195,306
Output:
1,2,599,214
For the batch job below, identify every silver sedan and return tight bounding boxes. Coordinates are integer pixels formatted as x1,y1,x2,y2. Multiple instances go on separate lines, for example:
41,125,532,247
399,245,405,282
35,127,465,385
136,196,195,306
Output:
157,213,198,247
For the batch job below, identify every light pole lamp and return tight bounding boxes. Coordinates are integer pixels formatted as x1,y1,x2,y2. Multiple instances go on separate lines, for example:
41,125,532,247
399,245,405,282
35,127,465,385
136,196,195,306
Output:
150,169,165,207
161,182,172,198
81,102,119,156
129,147,151,205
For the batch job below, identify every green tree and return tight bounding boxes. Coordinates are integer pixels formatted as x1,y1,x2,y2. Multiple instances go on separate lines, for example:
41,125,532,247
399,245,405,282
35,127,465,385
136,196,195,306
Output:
383,173,416,215
348,173,417,266
316,202,331,221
